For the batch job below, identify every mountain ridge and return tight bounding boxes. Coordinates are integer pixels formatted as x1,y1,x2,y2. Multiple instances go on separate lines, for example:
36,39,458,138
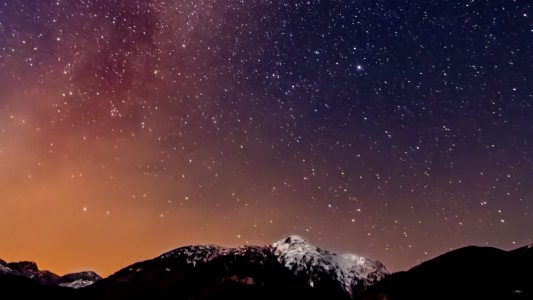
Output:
0,259,101,289
105,235,387,299
1,237,531,300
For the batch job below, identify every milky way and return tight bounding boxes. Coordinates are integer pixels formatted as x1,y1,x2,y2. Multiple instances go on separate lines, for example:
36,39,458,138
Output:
0,0,532,276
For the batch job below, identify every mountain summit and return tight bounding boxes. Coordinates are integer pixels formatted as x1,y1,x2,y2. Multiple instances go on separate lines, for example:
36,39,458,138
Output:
273,236,388,295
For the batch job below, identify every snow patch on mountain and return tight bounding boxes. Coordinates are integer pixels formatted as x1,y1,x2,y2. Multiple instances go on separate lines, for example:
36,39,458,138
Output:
158,244,274,266
0,264,13,275
56,271,102,289
272,236,389,296
58,279,95,289
159,244,223,266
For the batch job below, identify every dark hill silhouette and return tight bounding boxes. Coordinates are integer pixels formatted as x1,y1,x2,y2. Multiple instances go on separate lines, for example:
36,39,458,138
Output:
358,244,532,300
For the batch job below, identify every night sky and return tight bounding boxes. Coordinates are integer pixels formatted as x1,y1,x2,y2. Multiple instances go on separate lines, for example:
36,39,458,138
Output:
1,0,532,277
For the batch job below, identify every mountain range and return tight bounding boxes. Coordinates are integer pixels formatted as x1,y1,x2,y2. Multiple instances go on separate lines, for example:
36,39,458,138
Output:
0,259,101,288
0,236,530,299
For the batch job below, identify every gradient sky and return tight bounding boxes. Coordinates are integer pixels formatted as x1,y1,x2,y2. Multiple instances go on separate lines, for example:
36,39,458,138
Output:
0,0,532,277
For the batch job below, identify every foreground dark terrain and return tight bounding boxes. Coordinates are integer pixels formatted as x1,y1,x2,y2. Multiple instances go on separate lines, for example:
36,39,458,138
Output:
359,244,533,300
0,237,531,300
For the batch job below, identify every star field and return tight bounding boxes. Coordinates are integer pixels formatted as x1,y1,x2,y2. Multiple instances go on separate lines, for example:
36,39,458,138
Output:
0,0,532,276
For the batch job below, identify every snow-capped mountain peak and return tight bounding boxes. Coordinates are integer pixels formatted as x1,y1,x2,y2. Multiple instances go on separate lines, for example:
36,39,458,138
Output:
272,235,389,295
